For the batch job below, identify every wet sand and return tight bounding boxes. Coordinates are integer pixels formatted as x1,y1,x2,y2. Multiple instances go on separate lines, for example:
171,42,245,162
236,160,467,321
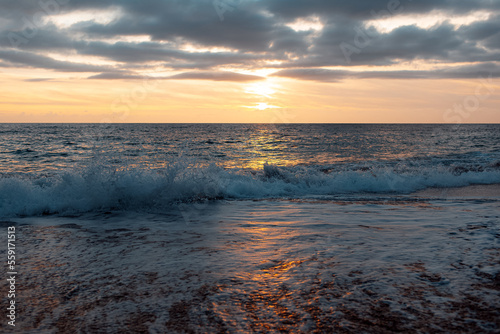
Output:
414,183,500,198
1,190,499,333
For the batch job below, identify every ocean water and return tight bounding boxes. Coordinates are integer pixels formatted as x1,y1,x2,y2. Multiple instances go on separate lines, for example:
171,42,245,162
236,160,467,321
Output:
0,123,499,216
1,124,500,332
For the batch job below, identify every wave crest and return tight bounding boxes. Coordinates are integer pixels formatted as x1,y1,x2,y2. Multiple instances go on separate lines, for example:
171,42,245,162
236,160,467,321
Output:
1,161,499,217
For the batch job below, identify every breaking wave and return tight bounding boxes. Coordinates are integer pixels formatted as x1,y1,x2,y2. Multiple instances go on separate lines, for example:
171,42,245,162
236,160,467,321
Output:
1,159,500,217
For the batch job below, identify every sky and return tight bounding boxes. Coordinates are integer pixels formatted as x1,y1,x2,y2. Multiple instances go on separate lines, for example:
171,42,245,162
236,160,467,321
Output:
0,0,499,123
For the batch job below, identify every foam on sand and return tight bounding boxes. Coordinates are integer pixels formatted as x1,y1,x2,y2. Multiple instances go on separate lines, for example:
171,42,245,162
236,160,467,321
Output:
414,183,500,198
3,196,499,332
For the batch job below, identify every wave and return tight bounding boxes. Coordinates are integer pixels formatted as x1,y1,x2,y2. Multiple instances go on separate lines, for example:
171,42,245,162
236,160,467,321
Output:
1,160,500,217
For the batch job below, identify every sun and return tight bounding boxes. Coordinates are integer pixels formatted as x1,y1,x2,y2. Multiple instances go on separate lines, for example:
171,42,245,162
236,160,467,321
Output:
243,103,281,111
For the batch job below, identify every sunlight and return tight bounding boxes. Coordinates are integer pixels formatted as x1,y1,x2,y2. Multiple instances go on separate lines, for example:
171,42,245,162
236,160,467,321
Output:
286,16,324,32
48,7,123,28
178,43,236,53
84,35,152,44
44,52,119,66
244,103,281,111
245,81,276,98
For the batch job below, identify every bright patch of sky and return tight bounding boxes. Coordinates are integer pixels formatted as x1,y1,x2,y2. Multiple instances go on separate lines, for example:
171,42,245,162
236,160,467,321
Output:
367,10,492,33
286,16,324,32
47,7,123,28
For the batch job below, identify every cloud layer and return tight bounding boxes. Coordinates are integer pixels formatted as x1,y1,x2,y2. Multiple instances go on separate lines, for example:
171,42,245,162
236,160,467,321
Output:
1,0,499,81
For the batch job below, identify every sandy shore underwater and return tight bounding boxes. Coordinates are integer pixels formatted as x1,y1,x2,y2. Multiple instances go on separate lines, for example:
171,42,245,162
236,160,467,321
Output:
1,185,499,333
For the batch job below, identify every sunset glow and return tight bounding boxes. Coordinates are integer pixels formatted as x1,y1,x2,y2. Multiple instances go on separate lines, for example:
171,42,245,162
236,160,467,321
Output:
0,0,498,123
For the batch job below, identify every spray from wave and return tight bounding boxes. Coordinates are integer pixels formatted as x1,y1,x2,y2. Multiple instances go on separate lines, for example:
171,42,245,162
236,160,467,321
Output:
1,156,500,217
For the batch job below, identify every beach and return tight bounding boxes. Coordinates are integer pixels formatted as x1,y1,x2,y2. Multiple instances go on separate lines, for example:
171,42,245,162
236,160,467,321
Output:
2,0,500,330
2,184,499,333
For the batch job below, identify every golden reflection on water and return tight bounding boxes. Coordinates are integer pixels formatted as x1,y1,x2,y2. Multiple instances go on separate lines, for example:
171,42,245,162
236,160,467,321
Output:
231,128,299,170
223,126,412,171
217,219,321,331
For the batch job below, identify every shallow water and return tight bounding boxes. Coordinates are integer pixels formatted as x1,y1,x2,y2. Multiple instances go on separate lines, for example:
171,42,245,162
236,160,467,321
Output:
3,189,499,333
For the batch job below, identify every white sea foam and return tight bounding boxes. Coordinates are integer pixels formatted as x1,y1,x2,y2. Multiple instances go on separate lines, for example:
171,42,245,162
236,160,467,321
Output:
1,161,499,217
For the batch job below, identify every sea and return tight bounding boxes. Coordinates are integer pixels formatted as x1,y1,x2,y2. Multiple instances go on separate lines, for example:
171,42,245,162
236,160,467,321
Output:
1,124,499,332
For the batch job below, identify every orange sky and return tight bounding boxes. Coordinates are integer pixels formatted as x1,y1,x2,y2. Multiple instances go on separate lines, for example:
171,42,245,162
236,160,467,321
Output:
1,71,498,123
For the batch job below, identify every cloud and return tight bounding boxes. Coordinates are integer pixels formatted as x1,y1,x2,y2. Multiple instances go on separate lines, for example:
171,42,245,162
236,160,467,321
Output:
0,0,499,82
459,14,500,50
80,1,297,52
88,71,265,82
0,49,109,72
24,78,55,82
87,72,144,80
168,71,265,82
271,63,500,81
263,0,500,20
271,68,350,82
78,41,272,69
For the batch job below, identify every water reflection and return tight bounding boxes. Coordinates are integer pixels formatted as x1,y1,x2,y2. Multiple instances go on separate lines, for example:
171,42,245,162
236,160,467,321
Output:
2,123,499,175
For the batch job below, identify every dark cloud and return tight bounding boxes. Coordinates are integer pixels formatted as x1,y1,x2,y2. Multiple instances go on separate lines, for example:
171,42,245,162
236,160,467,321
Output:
0,25,79,50
78,41,273,69
0,49,109,72
0,0,498,82
272,63,500,81
168,71,265,82
88,70,264,82
271,68,350,82
263,0,500,20
81,1,309,53
275,20,481,67
459,14,500,50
